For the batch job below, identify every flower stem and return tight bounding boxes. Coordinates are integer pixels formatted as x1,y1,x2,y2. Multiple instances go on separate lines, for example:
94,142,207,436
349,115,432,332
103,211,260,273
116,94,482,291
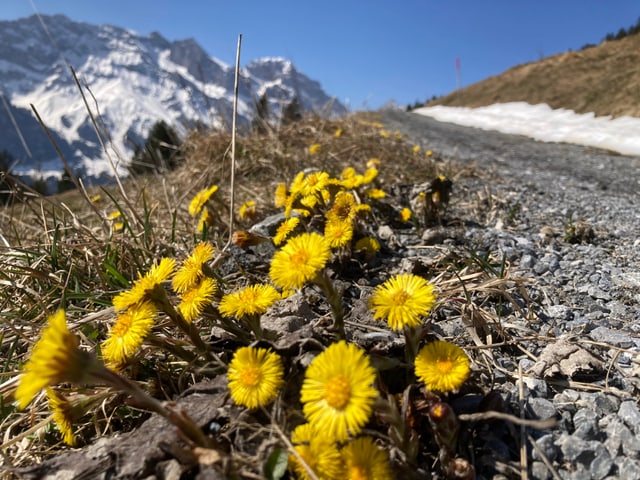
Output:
403,325,421,366
151,286,212,359
89,361,213,448
313,270,345,340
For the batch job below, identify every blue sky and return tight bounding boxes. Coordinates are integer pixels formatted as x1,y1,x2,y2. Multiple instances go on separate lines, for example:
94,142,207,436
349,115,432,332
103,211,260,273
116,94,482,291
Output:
2,1,639,110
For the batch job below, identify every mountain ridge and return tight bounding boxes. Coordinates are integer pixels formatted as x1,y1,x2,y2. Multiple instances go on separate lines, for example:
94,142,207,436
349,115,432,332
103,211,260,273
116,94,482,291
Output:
0,14,346,183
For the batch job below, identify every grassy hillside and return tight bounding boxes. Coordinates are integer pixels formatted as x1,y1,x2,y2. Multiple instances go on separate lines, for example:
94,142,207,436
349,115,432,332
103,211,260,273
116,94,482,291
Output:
428,32,640,118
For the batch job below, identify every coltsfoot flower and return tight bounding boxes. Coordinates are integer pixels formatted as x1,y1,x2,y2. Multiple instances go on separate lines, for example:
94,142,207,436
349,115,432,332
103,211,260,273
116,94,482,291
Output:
101,301,156,368
189,184,218,216
227,346,284,409
324,218,353,249
239,200,257,220
300,341,378,442
273,217,300,246
218,284,280,319
289,422,344,480
369,273,436,331
341,436,393,480
269,233,331,290
177,277,217,323
414,340,470,392
47,388,76,446
172,242,215,293
112,258,175,311
15,310,97,409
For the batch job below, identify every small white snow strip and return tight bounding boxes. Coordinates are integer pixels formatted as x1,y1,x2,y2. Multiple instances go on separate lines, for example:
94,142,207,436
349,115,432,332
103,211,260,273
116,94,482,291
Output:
414,102,640,157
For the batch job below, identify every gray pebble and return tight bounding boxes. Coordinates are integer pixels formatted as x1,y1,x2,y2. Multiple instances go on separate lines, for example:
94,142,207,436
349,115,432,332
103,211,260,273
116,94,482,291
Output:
618,400,640,435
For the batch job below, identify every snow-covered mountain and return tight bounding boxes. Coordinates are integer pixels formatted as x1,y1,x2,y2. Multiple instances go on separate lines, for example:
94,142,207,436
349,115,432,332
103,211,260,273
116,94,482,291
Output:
0,14,347,182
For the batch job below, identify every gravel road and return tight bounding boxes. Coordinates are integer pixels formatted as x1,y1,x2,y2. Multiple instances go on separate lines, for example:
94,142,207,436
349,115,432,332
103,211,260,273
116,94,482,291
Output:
382,110,640,480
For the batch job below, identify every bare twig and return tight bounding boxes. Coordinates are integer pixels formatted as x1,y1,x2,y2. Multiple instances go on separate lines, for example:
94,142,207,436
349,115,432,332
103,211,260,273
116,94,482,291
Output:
222,34,242,252
519,364,529,480
457,410,557,430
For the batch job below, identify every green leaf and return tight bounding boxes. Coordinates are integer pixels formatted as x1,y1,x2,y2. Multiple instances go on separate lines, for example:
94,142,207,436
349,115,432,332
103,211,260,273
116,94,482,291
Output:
263,447,289,480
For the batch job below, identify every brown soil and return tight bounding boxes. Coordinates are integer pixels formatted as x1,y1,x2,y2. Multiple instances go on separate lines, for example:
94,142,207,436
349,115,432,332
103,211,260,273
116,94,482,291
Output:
428,34,640,118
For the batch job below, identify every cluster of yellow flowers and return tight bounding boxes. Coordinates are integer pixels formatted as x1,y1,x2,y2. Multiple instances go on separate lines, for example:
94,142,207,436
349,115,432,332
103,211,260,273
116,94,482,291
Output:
13,151,472,478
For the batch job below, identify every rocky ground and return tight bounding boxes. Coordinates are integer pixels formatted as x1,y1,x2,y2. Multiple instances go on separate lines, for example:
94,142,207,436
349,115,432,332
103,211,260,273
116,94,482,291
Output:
382,110,640,479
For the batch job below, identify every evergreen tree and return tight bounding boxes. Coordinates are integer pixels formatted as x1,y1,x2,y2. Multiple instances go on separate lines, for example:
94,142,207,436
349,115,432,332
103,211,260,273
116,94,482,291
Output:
57,169,76,194
31,176,48,196
0,150,13,204
128,120,182,175
282,96,303,124
252,93,271,133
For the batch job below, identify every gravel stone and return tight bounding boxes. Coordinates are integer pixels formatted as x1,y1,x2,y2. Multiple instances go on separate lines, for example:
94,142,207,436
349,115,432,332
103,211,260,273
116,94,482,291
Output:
618,401,640,435
533,433,557,462
588,326,635,348
382,110,640,480
573,408,598,439
616,456,640,479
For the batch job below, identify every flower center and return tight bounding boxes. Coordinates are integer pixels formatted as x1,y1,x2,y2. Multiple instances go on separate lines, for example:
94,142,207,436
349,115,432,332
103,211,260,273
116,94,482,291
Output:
111,315,134,338
239,366,261,387
348,466,369,480
436,357,453,374
324,374,351,410
390,290,409,306
290,249,310,267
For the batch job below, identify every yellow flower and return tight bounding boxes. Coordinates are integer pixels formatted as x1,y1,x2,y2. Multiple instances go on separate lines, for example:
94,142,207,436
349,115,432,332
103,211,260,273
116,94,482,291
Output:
341,166,356,179
341,436,393,480
269,233,331,290
354,237,380,254
188,184,218,216
354,204,372,216
365,189,386,200
172,242,215,293
369,273,436,331
218,284,280,318
414,341,470,392
101,301,156,368
274,182,288,208
379,129,390,138
197,207,215,232
300,341,378,442
289,171,307,196
400,207,412,222
177,277,217,323
426,149,433,157
90,194,101,203
324,218,353,249
362,168,378,185
47,388,76,446
112,258,176,311
289,423,344,480
239,200,257,220
412,145,421,153
308,143,322,155
107,211,121,220
333,128,343,138
300,194,320,209
227,346,284,409
300,171,331,198
366,158,381,169
15,310,94,409
273,217,300,246
326,191,356,223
